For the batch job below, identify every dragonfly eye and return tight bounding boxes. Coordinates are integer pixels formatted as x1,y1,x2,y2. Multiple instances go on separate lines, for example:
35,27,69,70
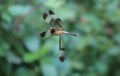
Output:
50,28,55,34
43,13,48,20
49,10,54,15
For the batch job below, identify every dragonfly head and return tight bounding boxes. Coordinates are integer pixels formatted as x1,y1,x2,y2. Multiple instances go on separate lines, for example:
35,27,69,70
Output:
50,28,56,34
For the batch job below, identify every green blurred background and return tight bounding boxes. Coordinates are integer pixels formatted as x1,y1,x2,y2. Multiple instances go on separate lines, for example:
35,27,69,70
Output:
0,0,120,76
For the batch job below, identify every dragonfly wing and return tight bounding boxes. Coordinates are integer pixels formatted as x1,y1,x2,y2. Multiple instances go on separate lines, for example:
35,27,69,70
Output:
40,30,51,38
59,50,66,62
55,18,63,29
42,13,53,26
48,10,63,29
40,31,46,37
59,35,66,62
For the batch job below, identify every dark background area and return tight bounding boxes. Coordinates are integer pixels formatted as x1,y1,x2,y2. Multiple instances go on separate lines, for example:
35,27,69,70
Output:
0,0,120,76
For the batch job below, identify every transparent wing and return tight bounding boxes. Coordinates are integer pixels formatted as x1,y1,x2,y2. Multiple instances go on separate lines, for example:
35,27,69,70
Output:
40,30,51,38
59,35,66,62
48,10,64,29
42,12,53,27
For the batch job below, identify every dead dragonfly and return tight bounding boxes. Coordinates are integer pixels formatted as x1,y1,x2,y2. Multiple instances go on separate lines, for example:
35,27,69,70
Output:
40,10,77,62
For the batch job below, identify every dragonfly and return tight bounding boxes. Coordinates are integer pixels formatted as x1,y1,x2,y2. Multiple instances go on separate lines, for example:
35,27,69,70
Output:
40,10,77,62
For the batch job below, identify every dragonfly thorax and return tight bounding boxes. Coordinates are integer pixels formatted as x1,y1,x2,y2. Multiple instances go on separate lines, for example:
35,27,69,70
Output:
50,27,64,36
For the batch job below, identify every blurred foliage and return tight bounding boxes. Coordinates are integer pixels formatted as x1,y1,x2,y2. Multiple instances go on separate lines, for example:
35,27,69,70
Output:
0,0,120,76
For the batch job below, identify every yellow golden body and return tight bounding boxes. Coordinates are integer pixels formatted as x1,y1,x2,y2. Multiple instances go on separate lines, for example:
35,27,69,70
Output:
50,27,77,36
50,27,65,36
54,29,64,35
